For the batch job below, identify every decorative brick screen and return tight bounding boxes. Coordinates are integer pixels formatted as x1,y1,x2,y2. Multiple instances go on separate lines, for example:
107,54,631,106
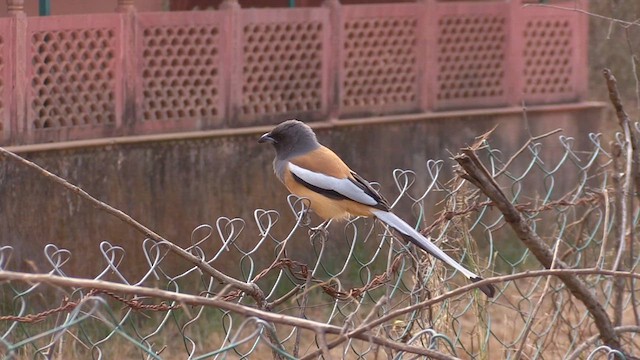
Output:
432,3,509,110
521,17,577,103
0,0,589,146
240,9,329,123
27,16,120,133
341,4,421,116
138,12,224,128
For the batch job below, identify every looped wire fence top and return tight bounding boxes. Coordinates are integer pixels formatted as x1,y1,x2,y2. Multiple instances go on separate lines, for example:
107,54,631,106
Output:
1,129,639,360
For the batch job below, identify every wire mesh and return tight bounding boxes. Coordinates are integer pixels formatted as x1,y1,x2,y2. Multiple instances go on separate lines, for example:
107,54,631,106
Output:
1,129,639,359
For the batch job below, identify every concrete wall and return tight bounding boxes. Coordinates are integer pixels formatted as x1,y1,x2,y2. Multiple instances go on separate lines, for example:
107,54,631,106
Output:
0,104,608,279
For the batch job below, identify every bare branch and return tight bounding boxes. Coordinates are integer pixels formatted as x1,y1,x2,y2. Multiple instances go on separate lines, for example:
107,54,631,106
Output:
0,270,458,359
566,326,640,360
603,69,634,273
513,235,562,360
454,148,621,350
493,127,563,178
0,146,265,306
524,3,640,28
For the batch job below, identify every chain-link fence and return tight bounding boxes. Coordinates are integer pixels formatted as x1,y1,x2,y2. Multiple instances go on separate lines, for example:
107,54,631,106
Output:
2,113,640,359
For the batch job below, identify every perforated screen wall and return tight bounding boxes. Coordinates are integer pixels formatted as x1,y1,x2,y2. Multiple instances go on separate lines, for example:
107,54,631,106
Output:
141,24,222,122
241,18,325,119
29,28,117,129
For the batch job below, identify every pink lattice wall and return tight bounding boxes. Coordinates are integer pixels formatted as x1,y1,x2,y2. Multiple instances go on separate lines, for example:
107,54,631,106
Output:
25,15,122,143
428,1,510,110
239,8,330,124
516,4,588,104
0,0,589,146
340,3,422,116
137,12,226,132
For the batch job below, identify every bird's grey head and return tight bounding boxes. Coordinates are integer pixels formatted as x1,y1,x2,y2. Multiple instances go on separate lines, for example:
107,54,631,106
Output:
258,120,320,159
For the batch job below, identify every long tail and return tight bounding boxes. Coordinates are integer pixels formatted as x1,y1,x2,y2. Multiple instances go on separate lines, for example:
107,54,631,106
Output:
372,209,495,298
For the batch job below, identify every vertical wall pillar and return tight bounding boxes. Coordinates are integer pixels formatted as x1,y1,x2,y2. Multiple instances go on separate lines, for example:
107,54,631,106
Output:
116,0,135,13
507,0,524,107
8,0,27,144
220,0,241,126
117,0,137,134
574,0,589,101
323,0,340,120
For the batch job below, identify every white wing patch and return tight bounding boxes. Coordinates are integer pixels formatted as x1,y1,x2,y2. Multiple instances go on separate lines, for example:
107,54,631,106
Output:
288,163,378,206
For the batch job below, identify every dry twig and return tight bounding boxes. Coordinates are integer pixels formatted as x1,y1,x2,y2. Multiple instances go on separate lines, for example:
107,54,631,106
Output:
0,146,265,306
0,269,459,360
454,143,622,351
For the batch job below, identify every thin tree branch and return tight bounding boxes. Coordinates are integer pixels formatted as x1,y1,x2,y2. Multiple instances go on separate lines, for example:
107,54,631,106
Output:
454,147,621,351
524,3,640,29
596,189,612,268
293,271,313,358
316,330,333,360
513,235,562,360
0,270,459,359
493,127,563,178
6,268,640,359
603,69,633,274
603,68,639,328
0,146,265,306
3,269,640,320
292,267,640,359
566,326,640,360
611,141,625,326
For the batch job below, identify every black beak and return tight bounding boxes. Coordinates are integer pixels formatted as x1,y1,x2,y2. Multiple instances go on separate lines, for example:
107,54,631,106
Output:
258,132,276,144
